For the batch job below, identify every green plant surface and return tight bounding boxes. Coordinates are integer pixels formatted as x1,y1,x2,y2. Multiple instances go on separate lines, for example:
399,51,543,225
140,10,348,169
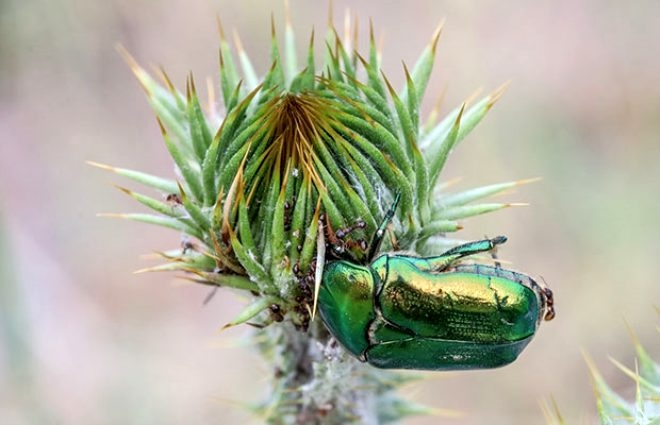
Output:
586,331,660,424
5,1,660,424
92,11,538,424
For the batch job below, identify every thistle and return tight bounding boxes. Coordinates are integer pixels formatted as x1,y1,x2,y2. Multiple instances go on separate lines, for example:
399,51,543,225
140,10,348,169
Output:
93,11,533,424
585,338,660,425
543,321,660,425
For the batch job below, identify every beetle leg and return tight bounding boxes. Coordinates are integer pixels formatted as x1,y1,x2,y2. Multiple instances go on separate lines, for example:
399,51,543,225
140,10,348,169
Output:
538,276,556,321
366,192,401,263
344,238,368,254
321,211,368,258
543,287,556,321
333,220,369,259
320,213,346,258
335,219,366,240
283,198,295,232
202,285,220,305
415,236,508,272
442,236,507,257
488,237,502,269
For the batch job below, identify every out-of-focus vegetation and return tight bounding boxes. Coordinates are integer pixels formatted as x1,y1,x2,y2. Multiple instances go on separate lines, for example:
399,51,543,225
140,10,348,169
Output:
587,335,659,424
1,1,658,424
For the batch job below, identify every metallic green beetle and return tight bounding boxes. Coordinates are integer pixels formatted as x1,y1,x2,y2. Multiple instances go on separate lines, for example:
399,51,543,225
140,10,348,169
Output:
317,194,554,370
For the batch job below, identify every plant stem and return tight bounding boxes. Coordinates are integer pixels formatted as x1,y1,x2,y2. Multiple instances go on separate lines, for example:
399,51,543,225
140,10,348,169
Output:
259,321,396,425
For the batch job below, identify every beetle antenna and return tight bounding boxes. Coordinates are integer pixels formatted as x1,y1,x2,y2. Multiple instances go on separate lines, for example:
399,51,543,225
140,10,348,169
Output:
366,191,401,262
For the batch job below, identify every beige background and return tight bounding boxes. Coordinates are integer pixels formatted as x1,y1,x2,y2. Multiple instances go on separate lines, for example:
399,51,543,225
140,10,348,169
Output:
1,1,659,423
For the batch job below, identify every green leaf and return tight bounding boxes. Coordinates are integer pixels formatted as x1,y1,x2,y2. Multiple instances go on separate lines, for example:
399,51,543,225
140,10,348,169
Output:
354,77,394,122
186,75,213,162
426,103,463,188
114,186,182,218
337,113,413,182
424,86,507,187
357,52,386,100
178,183,211,232
284,11,297,87
400,24,441,108
217,19,240,107
237,197,260,264
298,200,320,271
585,352,635,422
268,180,286,278
382,71,429,219
147,90,189,149
88,161,178,194
222,295,280,329
234,31,259,91
334,29,356,80
193,271,259,292
224,79,243,116
418,220,461,240
437,179,539,208
403,64,420,133
287,179,308,265
207,85,263,196
230,228,271,288
159,120,204,202
434,203,513,221
119,50,188,141
324,41,344,83
269,16,286,88
100,213,204,240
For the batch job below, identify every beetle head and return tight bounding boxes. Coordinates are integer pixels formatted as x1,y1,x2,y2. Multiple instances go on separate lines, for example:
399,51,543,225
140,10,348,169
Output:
317,260,377,356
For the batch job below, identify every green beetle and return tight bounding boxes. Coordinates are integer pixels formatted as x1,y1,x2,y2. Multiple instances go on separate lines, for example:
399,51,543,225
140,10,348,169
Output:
317,194,554,370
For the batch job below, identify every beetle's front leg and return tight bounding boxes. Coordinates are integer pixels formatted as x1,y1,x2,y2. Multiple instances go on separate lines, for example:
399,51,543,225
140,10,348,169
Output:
366,192,401,263
321,213,368,261
410,236,508,272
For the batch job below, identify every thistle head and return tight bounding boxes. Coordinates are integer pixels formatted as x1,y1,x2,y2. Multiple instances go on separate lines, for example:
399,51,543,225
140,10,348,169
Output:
95,14,525,330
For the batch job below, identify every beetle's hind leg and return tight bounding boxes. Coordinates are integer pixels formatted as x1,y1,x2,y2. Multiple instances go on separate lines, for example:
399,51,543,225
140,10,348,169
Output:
416,236,508,272
538,276,556,321
442,236,507,258
488,236,503,269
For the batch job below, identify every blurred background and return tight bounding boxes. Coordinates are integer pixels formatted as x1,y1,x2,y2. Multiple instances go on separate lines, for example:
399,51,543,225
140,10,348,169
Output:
1,0,658,423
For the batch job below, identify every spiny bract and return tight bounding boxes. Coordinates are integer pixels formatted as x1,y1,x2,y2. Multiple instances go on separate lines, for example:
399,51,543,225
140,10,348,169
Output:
93,12,532,424
95,17,523,327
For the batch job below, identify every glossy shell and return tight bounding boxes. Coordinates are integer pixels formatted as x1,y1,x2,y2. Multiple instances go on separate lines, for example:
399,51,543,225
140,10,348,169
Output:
318,255,549,370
